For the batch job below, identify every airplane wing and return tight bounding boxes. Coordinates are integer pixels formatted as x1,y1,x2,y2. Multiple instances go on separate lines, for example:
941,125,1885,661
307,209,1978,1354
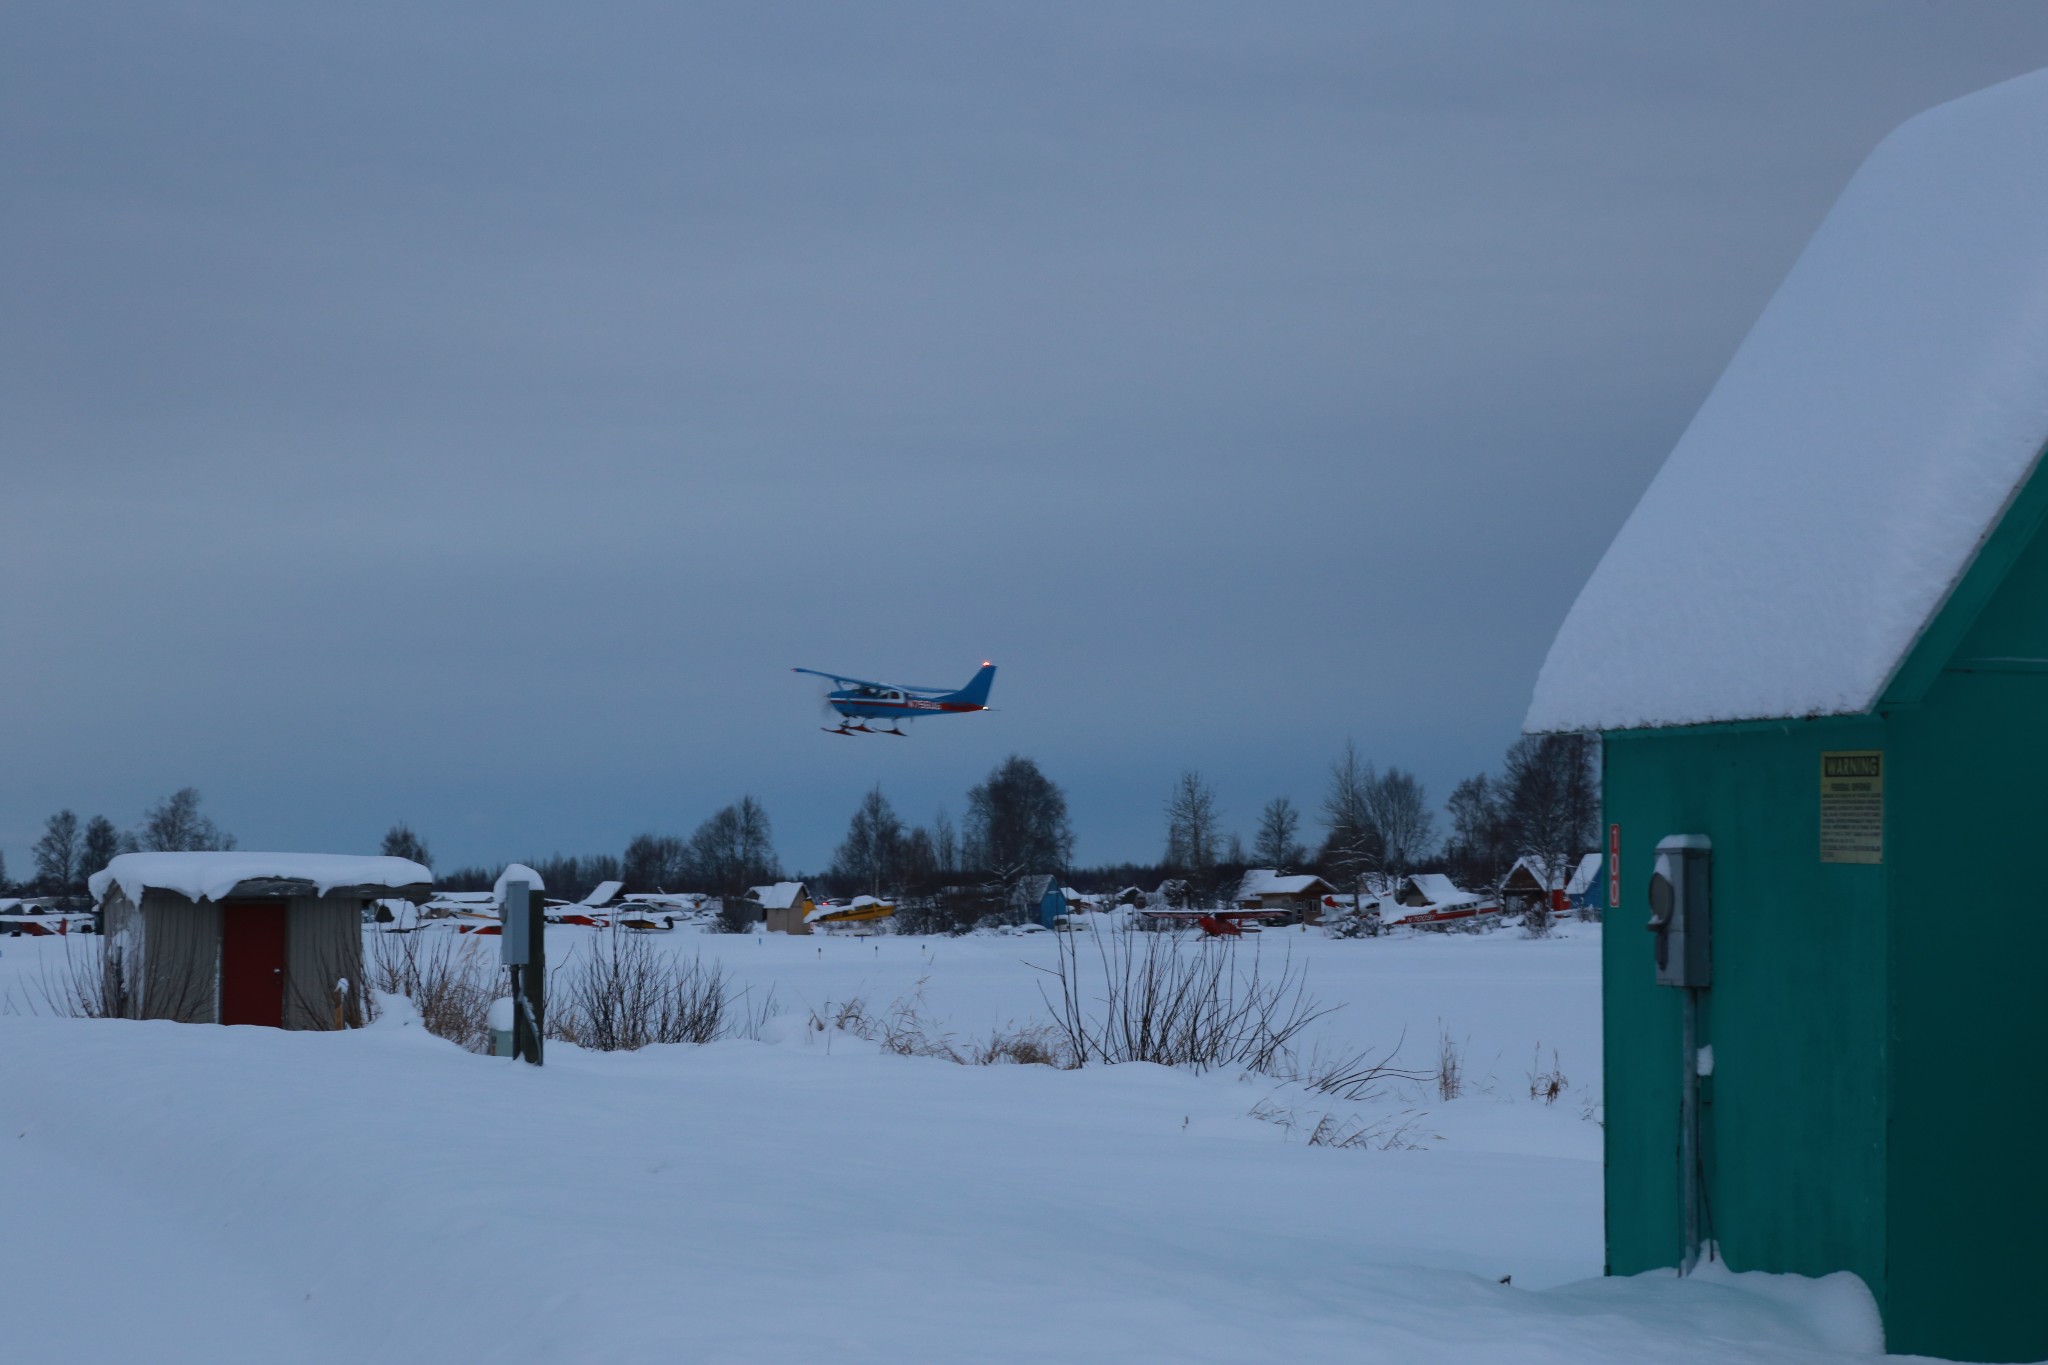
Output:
792,667,891,690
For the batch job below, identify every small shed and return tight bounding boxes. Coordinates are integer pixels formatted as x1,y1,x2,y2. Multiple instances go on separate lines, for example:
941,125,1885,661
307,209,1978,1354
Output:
1390,873,1479,913
1014,875,1065,929
89,852,432,1029
749,881,814,935
1525,71,2048,1363
1234,870,1338,923
1498,854,1601,921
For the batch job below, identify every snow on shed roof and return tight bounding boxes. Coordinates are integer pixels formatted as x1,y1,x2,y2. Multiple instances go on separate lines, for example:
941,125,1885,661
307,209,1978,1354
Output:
748,882,808,910
90,852,433,907
1401,873,1479,909
1237,870,1333,898
1527,70,2048,734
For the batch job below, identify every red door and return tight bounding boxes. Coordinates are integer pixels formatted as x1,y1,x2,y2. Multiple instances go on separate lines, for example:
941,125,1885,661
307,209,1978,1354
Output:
220,903,286,1027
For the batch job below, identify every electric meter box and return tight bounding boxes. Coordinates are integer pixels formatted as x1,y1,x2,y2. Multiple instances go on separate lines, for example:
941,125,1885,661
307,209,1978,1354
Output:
1647,836,1711,989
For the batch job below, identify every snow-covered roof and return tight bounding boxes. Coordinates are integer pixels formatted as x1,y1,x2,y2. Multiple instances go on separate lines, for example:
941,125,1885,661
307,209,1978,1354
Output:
1237,870,1333,899
90,852,433,907
1527,70,2048,734
1564,853,1602,898
1400,873,1479,909
749,882,808,910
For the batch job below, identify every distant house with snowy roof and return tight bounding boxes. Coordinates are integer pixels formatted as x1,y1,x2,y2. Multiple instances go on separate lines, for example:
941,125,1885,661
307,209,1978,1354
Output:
91,852,432,1028
1498,854,1602,921
1233,870,1338,923
1390,874,1479,914
747,882,814,935
1523,70,2048,1362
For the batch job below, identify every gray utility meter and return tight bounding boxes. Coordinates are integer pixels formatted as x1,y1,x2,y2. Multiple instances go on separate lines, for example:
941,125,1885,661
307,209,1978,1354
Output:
1647,835,1712,989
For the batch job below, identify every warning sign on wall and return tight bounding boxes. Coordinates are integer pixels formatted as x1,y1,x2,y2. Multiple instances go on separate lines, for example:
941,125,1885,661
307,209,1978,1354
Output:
1820,750,1883,864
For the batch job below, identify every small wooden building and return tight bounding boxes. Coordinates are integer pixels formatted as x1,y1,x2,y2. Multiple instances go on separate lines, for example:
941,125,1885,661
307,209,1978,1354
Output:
749,881,814,935
1526,72,2048,1362
90,853,431,1029
1498,854,1601,921
1234,870,1337,923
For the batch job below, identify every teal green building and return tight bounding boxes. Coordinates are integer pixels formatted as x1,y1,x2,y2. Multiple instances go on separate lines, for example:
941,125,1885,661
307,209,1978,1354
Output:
1527,72,2048,1362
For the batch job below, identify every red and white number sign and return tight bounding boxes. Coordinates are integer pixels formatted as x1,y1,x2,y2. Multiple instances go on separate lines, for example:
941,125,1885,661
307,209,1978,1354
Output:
1607,823,1621,908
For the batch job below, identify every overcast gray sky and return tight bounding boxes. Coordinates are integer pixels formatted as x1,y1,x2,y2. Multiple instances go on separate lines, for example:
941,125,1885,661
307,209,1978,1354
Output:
8,3,2048,878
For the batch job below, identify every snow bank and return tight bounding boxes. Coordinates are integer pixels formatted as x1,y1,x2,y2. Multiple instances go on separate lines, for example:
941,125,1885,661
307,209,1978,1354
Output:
1528,68,2048,734
0,971,1894,1364
89,852,432,907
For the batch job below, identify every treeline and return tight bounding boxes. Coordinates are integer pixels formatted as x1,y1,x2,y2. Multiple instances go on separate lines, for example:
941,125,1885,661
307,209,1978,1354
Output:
1138,733,1600,906
431,797,781,902
12,788,234,899
420,755,1076,935
11,736,1596,919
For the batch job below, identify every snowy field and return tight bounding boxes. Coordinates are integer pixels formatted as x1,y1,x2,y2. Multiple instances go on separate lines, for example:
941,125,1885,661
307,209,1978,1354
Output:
0,923,1896,1363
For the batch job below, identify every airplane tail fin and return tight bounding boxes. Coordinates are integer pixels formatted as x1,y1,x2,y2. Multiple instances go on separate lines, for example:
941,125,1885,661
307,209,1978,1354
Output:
947,663,997,708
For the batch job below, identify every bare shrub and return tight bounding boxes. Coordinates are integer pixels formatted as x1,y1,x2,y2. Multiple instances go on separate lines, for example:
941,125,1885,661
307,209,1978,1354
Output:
31,933,118,1018
367,930,505,1053
548,930,753,1050
1035,925,1332,1075
1437,1023,1465,1101
1528,1045,1568,1105
713,897,759,934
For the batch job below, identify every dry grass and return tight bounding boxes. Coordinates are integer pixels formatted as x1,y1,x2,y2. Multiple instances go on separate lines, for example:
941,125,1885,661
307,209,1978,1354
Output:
1290,1035,1432,1104
811,984,1076,1069
1248,1100,1433,1151
1437,1024,1466,1102
1527,1045,1568,1105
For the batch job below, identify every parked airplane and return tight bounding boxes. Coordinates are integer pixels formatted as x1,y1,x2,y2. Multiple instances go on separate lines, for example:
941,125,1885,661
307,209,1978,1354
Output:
792,662,997,736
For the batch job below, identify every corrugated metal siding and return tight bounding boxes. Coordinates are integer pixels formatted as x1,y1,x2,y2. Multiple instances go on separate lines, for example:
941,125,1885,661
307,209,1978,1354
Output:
283,896,366,1030
134,889,223,1022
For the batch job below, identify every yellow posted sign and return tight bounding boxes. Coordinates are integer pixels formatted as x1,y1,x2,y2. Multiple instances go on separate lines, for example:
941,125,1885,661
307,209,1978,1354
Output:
1820,750,1883,864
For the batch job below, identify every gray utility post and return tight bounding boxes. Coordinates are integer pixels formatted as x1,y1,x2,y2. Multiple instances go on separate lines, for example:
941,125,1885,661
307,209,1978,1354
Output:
500,879,545,1065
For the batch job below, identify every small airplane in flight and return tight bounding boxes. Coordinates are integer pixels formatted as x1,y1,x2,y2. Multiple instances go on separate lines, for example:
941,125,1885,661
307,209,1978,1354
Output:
793,662,997,736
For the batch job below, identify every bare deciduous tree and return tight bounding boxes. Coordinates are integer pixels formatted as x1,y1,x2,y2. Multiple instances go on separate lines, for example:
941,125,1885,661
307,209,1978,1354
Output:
1320,740,1383,904
832,785,904,897
380,822,432,868
964,755,1072,888
34,810,82,897
932,808,958,877
1253,797,1307,871
81,816,121,884
140,788,234,852
675,796,782,897
622,832,688,893
1502,733,1600,934
1362,766,1434,879
1162,770,1222,886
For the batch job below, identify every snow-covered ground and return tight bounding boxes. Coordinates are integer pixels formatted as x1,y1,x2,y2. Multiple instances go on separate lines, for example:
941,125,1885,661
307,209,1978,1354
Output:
0,923,1896,1362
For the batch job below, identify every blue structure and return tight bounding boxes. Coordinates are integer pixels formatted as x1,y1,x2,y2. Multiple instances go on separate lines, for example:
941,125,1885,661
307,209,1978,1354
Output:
1019,875,1066,929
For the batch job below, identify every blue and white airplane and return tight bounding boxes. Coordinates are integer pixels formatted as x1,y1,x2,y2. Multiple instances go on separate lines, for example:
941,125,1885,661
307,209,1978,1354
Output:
793,663,997,736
